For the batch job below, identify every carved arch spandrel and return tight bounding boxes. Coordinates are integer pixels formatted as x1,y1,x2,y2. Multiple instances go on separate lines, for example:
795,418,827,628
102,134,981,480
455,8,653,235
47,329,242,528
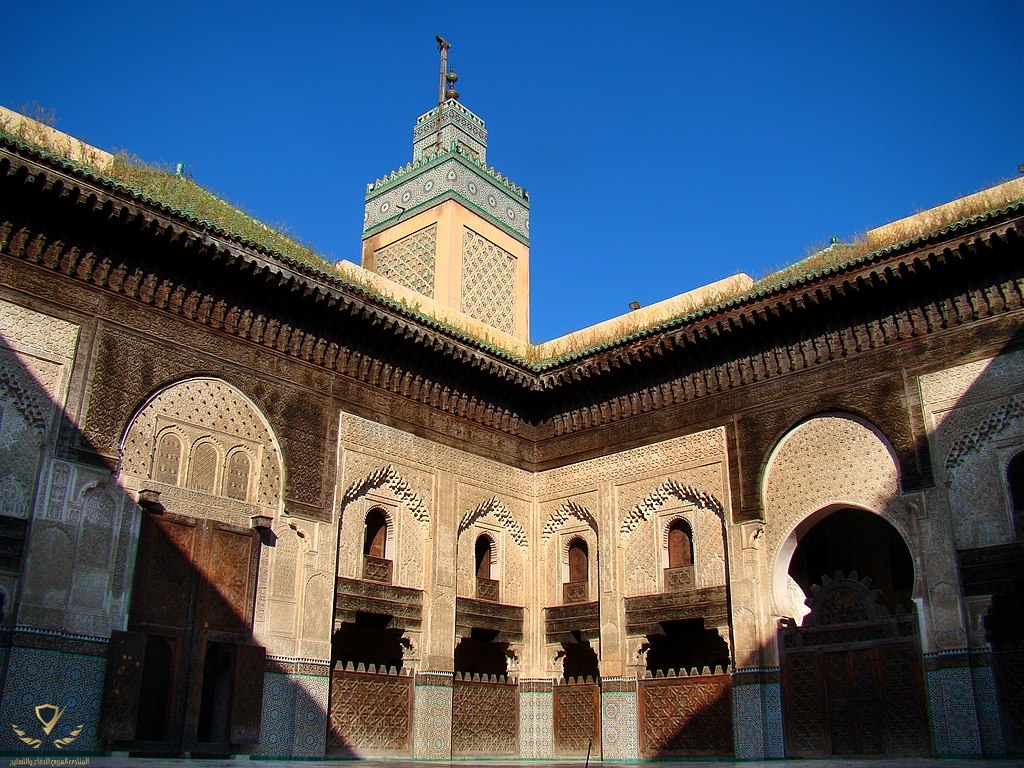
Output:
541,499,597,541
620,479,727,597
762,413,905,562
340,464,429,525
620,479,724,536
458,495,527,548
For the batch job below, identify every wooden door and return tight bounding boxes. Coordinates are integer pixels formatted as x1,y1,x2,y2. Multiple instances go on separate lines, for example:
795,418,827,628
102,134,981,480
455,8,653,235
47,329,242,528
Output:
781,643,929,757
100,513,264,754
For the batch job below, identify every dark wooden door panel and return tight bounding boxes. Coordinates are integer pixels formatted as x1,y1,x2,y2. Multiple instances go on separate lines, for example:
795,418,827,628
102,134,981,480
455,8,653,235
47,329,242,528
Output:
99,630,147,741
131,514,197,632
103,512,264,754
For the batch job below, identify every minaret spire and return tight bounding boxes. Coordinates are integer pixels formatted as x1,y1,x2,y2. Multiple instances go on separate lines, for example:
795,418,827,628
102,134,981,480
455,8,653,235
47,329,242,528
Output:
434,35,459,154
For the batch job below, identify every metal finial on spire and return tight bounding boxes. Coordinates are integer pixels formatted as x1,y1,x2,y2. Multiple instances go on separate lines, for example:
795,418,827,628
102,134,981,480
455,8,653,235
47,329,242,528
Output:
436,36,450,104
435,35,459,103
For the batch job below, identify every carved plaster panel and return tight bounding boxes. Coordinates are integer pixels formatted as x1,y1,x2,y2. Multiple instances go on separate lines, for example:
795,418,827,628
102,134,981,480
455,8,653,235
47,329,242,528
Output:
919,350,1024,420
763,414,903,562
121,377,283,514
340,412,532,498
536,428,724,496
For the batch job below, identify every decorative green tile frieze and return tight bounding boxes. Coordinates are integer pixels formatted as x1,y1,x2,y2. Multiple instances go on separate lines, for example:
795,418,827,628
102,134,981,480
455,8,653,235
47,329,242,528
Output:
364,151,530,244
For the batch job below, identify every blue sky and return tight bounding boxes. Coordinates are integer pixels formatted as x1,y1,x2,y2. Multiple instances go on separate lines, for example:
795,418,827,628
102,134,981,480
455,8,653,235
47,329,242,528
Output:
4,1,1021,342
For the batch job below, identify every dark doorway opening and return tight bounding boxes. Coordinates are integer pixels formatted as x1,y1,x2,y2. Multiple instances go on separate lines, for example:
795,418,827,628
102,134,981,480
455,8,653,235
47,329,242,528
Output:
559,631,600,680
331,612,407,671
644,619,730,675
788,507,914,615
454,628,509,677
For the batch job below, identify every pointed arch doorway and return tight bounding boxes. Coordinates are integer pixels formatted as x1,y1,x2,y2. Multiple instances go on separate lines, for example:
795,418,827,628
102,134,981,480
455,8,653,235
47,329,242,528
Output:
778,507,930,757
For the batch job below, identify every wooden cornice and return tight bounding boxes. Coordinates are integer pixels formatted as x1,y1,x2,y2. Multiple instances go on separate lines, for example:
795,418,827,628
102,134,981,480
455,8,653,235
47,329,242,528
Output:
2,139,1022,466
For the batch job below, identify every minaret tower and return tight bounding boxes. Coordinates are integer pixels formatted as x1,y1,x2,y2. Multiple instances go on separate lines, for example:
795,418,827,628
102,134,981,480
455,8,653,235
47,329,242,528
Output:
361,37,530,341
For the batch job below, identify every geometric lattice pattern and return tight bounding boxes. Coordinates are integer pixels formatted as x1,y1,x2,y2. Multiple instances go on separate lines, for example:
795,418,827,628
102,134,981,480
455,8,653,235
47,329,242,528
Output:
554,682,599,755
519,689,554,758
639,675,734,757
601,689,640,760
327,671,414,755
375,225,437,298
452,679,518,755
461,228,515,333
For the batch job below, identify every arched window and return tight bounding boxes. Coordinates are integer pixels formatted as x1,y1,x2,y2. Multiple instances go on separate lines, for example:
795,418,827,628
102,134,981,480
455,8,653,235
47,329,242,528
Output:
1009,452,1024,540
665,519,696,592
475,535,493,579
668,519,694,568
187,442,218,494
362,509,392,583
153,433,182,485
475,534,498,601
565,538,589,604
224,451,251,501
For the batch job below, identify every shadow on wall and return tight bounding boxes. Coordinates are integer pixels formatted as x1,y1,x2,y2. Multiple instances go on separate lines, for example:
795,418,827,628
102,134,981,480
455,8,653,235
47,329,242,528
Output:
0,332,327,758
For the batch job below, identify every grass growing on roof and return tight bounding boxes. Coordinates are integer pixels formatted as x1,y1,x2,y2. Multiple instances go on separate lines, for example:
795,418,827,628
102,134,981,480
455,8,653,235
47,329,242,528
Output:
105,154,333,272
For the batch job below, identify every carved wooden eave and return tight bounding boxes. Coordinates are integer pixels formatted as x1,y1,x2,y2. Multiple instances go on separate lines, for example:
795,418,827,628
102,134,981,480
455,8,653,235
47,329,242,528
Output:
534,207,1024,446
0,140,538,447
2,135,1022,474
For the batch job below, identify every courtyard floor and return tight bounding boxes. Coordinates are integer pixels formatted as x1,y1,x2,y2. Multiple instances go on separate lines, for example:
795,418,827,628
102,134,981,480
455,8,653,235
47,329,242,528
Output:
0,758,1020,768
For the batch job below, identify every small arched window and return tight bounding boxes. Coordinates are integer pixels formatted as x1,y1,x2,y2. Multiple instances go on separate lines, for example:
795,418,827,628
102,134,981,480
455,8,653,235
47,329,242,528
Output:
362,509,392,584
475,534,499,601
668,519,694,568
564,538,589,604
224,451,251,501
153,433,182,485
475,535,493,580
364,509,388,558
1009,452,1024,540
187,442,218,494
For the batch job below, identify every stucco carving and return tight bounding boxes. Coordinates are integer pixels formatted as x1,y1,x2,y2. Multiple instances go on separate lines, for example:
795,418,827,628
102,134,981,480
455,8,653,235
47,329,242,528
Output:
0,300,79,363
541,499,597,541
121,377,283,511
537,428,724,495
763,415,901,560
458,496,527,548
341,465,430,525
944,394,1024,479
621,480,724,535
340,412,532,498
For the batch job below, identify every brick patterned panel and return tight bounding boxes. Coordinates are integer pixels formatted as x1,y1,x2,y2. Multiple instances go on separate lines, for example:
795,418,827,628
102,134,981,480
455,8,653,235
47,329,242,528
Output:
327,670,413,755
452,678,518,756
554,682,599,756
638,674,733,757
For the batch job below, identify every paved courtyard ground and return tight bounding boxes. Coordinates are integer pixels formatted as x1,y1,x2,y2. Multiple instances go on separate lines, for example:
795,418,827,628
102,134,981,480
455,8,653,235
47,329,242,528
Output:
0,758,1021,768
